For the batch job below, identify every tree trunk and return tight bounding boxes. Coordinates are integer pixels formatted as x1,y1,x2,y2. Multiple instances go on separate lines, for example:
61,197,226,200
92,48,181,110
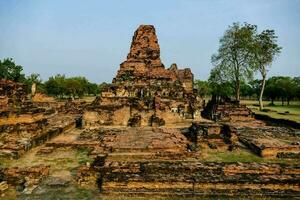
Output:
259,75,266,111
236,82,240,102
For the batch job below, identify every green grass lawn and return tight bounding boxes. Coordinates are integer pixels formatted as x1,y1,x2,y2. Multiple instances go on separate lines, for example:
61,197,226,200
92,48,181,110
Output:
241,100,300,123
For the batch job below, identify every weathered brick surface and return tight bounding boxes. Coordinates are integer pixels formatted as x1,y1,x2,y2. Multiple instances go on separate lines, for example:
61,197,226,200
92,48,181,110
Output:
98,161,300,196
232,126,300,158
3,165,49,190
202,98,253,122
0,79,83,159
0,79,27,110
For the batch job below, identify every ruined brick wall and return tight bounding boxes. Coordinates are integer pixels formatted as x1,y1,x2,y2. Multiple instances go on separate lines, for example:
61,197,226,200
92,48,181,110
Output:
231,125,300,158
202,98,253,122
3,165,49,190
98,161,300,196
0,79,79,160
178,70,193,93
0,79,27,110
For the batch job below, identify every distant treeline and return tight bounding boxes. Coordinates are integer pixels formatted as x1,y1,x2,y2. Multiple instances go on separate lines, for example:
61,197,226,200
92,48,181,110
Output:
0,58,107,99
195,77,300,105
1,57,300,104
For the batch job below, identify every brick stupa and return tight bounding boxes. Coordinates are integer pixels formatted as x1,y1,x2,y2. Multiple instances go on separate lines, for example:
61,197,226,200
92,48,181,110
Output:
84,25,202,127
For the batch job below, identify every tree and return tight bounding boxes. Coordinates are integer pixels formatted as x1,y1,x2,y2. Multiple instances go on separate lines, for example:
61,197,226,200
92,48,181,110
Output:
194,80,211,98
251,30,281,110
249,79,261,100
211,23,257,101
99,82,109,93
86,82,99,96
27,73,41,83
0,58,101,98
293,77,300,100
64,76,94,98
264,77,280,105
264,76,296,106
276,77,295,106
44,74,66,98
240,81,254,99
208,67,234,100
24,73,45,94
44,75,100,98
0,58,25,82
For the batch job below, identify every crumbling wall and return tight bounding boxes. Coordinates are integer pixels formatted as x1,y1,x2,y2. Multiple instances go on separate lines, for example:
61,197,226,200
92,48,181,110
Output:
97,161,300,196
202,98,253,122
0,79,78,159
112,106,131,126
0,79,27,110
232,126,300,158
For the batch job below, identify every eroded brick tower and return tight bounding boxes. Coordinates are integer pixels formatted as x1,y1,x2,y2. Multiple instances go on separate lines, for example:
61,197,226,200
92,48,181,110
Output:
84,25,202,127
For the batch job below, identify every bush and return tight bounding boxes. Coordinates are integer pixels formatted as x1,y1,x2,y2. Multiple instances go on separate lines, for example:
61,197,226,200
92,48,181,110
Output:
261,108,271,112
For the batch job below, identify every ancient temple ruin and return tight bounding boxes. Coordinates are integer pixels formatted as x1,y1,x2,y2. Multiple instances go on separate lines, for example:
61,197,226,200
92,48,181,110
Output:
1,25,299,199
0,79,80,159
83,25,202,127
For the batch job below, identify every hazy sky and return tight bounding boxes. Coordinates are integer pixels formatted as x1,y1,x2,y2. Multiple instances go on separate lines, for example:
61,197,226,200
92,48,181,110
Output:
0,0,299,83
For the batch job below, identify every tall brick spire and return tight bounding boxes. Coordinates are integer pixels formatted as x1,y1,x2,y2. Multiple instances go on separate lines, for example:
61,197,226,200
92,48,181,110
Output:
126,25,162,67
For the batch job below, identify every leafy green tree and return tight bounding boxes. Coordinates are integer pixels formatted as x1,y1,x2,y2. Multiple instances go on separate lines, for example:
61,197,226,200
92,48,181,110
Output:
264,77,280,105
251,30,282,110
27,73,41,83
44,75,100,98
24,73,45,94
208,67,234,99
44,74,66,98
211,23,257,101
65,78,81,99
249,79,261,100
194,80,211,98
240,82,254,99
0,58,25,82
99,82,109,93
86,82,99,96
293,77,300,100
277,77,295,105
0,58,102,98
264,76,296,105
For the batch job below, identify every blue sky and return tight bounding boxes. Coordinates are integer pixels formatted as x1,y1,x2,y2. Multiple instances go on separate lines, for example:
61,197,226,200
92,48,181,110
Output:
0,0,299,83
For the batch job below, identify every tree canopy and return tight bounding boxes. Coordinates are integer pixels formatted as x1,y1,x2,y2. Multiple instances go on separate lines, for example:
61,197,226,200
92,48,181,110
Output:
209,22,281,106
0,58,102,98
194,80,211,98
251,29,281,109
0,58,25,82
44,74,101,98
210,23,257,101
